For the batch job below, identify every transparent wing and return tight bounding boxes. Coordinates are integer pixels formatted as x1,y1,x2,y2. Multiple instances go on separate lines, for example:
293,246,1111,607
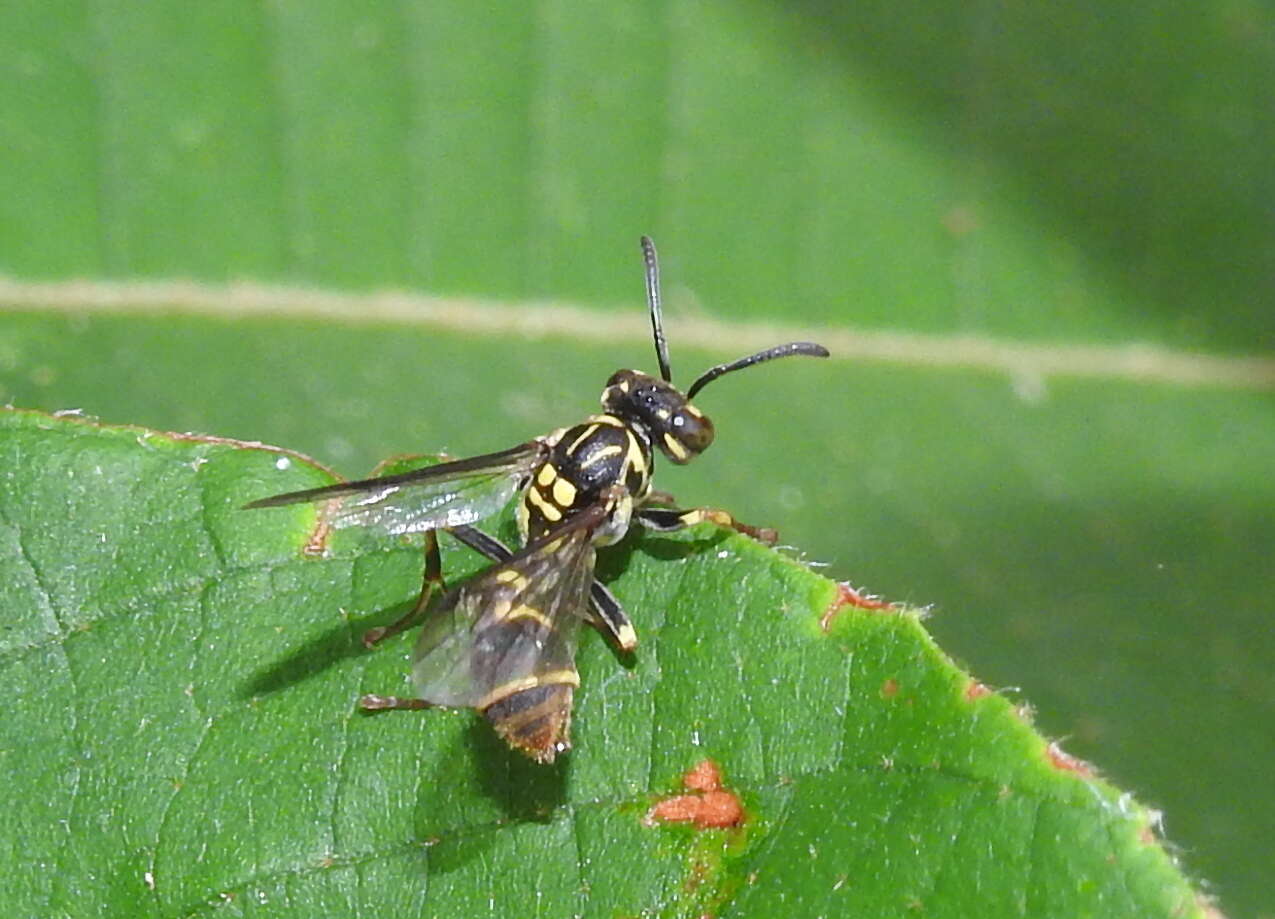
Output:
244,442,546,536
411,525,598,708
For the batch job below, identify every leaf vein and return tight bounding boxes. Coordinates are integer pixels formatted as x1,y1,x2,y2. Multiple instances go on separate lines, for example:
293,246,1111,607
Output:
0,505,64,637
153,711,217,912
0,546,420,667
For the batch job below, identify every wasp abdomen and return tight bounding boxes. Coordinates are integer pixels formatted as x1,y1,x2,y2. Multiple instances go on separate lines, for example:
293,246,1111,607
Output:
481,683,574,763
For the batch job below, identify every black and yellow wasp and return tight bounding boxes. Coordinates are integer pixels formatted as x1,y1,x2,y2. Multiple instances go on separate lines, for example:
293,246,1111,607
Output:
246,238,828,762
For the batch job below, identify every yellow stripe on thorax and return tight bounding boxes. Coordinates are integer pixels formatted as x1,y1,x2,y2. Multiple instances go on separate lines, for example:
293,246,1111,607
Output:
567,424,599,455
625,429,649,476
585,413,628,429
526,485,563,521
578,443,622,469
551,476,577,507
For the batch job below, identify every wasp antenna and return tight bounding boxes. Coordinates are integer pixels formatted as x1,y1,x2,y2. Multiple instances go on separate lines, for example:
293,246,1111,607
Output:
686,341,829,399
641,236,673,383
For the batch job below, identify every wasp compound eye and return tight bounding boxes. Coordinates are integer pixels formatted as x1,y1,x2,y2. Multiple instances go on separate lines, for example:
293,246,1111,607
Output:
659,405,714,464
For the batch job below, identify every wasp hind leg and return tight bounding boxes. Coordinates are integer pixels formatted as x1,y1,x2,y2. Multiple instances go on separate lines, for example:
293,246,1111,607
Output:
359,694,431,712
636,506,778,545
362,530,446,648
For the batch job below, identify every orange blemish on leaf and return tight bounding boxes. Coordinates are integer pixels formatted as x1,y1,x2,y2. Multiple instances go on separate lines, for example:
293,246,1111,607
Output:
820,581,898,632
965,680,992,701
645,759,745,830
881,678,900,699
646,791,744,830
1046,741,1095,778
683,759,724,793
303,508,335,556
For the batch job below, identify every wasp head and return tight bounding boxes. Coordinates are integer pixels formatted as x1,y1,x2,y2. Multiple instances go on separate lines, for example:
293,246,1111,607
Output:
601,369,714,464
602,236,829,465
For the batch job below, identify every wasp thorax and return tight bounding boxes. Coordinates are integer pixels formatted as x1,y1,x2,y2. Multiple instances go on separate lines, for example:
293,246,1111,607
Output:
602,369,715,464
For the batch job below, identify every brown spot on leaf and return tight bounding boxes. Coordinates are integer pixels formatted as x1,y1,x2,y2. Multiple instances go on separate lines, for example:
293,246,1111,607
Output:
964,680,992,701
683,759,724,793
645,759,745,830
646,791,744,830
820,581,899,632
881,678,900,699
303,510,334,557
1046,741,1095,778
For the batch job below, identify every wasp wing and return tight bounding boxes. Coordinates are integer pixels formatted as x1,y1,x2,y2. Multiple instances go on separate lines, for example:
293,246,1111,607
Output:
411,524,598,709
244,442,547,536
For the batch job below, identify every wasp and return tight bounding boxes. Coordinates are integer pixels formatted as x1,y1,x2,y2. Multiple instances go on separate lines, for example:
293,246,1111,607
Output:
246,238,828,762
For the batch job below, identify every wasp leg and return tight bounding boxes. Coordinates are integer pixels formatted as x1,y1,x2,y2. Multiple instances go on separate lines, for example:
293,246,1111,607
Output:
589,579,637,651
362,530,446,648
451,525,636,651
359,694,431,712
644,489,678,507
637,506,778,545
449,524,513,562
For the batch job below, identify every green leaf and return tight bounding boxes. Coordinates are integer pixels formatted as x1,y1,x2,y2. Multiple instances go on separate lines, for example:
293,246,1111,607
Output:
1,408,1204,917
4,1,1272,914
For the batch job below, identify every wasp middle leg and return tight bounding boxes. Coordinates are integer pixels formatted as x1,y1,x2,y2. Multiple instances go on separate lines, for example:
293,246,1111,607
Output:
361,529,446,648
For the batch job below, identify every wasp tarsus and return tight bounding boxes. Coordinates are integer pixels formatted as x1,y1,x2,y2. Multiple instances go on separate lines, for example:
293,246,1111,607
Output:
360,694,430,712
246,236,829,761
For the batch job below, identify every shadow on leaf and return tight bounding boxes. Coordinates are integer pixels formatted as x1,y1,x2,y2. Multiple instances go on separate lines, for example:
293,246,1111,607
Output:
417,718,571,876
240,600,416,699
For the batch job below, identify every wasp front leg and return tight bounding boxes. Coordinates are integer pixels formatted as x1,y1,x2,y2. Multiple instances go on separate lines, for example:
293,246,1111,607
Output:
361,529,446,648
636,506,778,545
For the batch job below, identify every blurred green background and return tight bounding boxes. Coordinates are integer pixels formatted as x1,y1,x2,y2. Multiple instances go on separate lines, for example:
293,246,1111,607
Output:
1,2,1272,916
